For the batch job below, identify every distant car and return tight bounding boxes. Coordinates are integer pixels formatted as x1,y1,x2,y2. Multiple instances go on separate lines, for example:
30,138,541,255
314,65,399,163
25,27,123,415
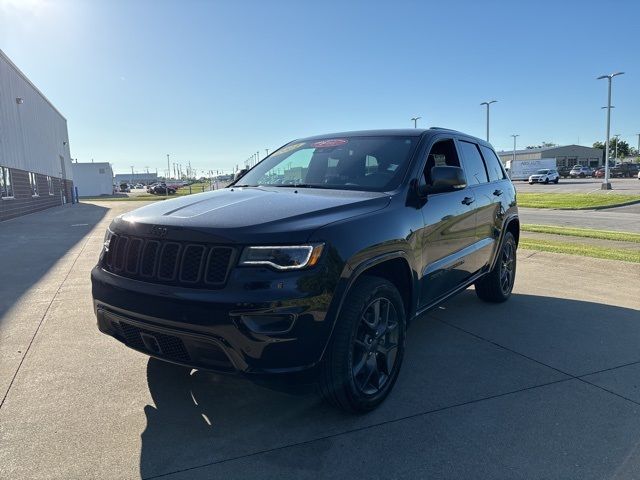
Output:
134,183,144,189
593,168,607,178
528,168,559,184
569,165,592,178
558,166,572,178
610,164,639,178
638,170,640,180
151,183,176,195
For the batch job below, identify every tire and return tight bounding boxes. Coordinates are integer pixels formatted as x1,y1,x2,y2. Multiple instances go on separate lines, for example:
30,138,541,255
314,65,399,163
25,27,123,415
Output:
475,231,517,303
544,178,549,184
554,178,559,184
580,173,585,178
319,276,406,413
529,182,533,185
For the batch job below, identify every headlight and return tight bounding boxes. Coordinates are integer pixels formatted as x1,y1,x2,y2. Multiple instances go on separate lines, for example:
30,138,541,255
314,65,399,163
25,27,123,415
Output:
239,244,324,270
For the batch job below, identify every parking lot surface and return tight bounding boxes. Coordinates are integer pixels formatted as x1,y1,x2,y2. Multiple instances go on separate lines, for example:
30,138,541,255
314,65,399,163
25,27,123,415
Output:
1,202,639,479
513,177,640,194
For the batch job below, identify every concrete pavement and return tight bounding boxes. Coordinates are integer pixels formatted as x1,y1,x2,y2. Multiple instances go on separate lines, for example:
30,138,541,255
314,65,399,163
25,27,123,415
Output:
1,201,640,479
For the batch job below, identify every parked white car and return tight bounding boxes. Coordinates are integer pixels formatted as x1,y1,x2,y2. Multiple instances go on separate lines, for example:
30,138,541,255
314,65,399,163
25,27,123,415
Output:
529,168,559,184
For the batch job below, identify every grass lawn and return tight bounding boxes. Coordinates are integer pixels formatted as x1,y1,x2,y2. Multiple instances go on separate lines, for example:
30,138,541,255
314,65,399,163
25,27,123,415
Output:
521,224,640,243
81,182,216,202
517,193,640,209
519,238,640,263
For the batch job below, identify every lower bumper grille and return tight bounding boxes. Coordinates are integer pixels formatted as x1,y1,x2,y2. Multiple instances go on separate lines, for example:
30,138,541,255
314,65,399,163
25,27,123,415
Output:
115,321,191,363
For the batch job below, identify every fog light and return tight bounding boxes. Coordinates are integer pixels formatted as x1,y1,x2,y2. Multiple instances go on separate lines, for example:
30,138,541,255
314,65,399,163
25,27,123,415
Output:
240,314,296,334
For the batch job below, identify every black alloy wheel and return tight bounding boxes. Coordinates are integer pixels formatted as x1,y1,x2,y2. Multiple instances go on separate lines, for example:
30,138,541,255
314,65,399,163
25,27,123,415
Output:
351,297,400,396
498,238,516,296
319,276,406,412
475,231,517,303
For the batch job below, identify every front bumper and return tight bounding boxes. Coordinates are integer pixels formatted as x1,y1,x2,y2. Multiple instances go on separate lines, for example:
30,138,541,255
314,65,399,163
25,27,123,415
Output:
91,264,337,380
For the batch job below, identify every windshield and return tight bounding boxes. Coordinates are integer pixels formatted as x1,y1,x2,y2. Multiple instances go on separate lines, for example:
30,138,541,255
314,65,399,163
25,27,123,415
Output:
234,136,419,192
536,169,549,174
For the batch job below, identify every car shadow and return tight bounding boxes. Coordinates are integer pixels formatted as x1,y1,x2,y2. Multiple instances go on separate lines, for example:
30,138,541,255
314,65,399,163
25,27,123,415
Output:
139,291,640,479
0,202,109,324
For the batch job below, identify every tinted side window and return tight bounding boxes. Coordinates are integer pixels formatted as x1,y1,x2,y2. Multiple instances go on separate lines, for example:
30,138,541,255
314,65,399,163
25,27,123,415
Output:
479,145,506,182
458,141,488,185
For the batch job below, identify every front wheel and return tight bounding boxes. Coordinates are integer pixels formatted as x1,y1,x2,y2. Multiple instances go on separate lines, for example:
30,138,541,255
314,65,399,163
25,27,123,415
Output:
475,231,517,303
554,178,559,184
319,276,406,413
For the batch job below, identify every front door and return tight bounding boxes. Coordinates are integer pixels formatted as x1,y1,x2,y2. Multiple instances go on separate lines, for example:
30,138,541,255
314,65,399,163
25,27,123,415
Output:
418,138,477,307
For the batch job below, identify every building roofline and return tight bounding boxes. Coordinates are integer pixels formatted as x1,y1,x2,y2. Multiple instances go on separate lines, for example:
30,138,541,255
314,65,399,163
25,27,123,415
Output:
0,48,67,121
497,144,603,155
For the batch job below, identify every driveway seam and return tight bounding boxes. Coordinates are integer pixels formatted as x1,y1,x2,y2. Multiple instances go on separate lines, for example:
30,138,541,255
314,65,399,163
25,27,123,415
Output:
143,377,573,479
435,317,640,408
0,232,94,410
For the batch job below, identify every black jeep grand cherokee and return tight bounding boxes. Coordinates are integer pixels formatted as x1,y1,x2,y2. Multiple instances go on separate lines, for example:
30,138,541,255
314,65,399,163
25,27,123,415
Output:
92,128,519,412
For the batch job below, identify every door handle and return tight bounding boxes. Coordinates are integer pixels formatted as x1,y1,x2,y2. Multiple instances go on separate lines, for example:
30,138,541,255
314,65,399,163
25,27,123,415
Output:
493,189,503,196
461,196,475,205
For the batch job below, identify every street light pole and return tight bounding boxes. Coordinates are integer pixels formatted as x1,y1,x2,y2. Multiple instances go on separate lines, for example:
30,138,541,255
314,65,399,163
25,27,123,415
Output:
480,100,497,142
511,134,519,165
636,133,640,162
597,72,624,190
614,134,621,164
410,116,422,128
166,154,170,197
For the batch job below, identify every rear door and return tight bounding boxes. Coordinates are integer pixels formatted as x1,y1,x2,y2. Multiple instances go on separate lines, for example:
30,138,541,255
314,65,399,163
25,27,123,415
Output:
456,139,496,272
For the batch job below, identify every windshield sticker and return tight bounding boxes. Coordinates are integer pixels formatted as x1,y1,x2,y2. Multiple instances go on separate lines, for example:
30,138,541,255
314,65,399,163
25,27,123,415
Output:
273,142,305,156
312,139,348,148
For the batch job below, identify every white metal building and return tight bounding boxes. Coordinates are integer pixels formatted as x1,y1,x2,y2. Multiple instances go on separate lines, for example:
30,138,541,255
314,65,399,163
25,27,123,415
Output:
497,145,603,169
0,48,74,221
72,162,114,196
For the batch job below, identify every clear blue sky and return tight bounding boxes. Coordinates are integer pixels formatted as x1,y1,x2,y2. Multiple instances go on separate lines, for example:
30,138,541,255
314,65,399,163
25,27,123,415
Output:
1,0,638,175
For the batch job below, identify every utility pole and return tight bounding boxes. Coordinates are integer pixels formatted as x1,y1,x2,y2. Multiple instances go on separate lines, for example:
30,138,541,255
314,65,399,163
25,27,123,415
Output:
265,148,270,157
256,151,260,164
166,154,170,197
597,72,624,189
614,134,621,164
130,165,134,184
636,133,640,162
480,100,497,142
511,134,519,166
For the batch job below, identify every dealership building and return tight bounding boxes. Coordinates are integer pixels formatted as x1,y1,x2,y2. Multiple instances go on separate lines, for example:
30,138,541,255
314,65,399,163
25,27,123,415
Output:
497,144,604,169
0,49,74,222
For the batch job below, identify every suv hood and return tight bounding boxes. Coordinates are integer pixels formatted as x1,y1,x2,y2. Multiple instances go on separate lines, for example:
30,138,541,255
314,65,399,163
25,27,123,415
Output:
113,186,391,244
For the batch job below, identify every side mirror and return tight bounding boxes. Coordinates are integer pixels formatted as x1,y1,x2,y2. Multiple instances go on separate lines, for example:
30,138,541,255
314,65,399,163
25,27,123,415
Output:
419,166,467,195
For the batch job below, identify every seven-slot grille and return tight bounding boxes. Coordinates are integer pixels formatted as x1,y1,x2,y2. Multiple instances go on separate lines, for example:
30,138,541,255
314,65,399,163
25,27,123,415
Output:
105,234,234,288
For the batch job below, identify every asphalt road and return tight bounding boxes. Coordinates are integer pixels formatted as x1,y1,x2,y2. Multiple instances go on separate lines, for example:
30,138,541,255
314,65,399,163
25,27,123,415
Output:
519,206,640,233
1,202,640,479
513,177,640,194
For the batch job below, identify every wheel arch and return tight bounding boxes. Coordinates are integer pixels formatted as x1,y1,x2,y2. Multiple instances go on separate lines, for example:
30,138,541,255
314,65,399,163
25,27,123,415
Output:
318,251,418,363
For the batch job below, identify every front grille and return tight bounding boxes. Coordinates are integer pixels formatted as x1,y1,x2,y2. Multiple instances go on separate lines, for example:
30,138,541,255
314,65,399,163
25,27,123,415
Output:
105,234,235,289
116,321,191,362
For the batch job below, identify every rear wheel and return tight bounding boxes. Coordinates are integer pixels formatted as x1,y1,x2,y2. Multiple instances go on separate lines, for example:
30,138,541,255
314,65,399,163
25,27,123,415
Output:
475,231,517,303
319,276,406,413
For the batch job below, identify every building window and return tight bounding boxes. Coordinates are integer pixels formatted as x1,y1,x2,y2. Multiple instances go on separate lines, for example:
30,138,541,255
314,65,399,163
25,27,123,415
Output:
1,166,14,199
29,172,39,196
47,176,54,195
99,168,105,174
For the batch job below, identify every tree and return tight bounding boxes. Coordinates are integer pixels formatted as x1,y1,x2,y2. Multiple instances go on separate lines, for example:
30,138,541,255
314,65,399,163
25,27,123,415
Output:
525,142,557,149
594,138,630,159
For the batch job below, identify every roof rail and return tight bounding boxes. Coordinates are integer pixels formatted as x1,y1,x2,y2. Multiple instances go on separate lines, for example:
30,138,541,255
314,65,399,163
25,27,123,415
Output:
429,126,459,132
